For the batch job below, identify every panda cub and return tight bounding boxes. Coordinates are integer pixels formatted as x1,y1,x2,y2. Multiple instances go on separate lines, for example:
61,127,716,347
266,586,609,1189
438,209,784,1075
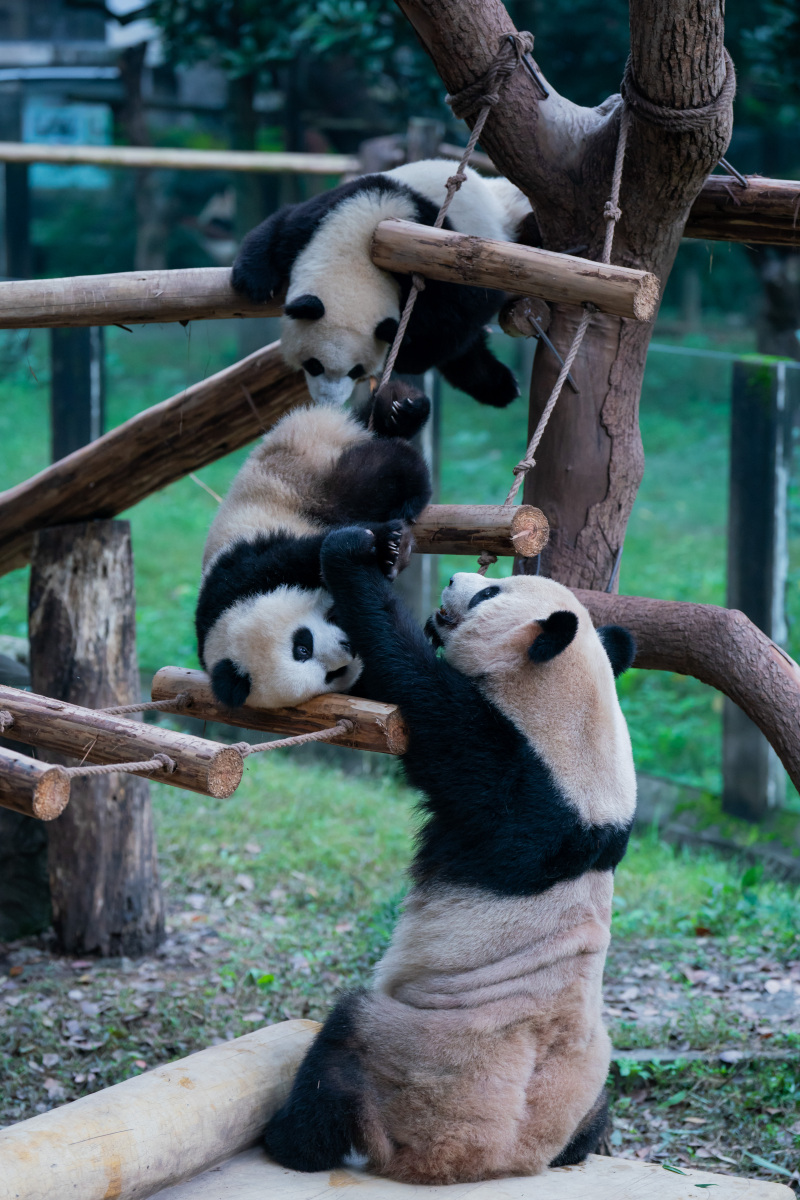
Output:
263,530,637,1184
195,386,431,710
232,159,531,408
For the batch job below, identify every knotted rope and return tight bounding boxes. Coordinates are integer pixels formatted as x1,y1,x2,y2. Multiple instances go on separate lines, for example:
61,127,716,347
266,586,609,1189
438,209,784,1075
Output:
378,33,534,393
232,718,354,757
621,49,736,132
60,752,176,779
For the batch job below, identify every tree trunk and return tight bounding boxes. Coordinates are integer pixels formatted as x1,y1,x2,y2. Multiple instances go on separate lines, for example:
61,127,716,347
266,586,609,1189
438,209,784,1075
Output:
395,0,733,587
29,520,163,956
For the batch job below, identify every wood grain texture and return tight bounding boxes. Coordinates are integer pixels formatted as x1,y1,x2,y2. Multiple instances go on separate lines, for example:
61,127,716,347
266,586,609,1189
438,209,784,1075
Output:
0,1020,319,1200
574,589,800,794
0,340,308,577
413,504,549,557
0,141,359,175
686,175,800,246
0,685,244,799
0,747,70,821
371,221,660,320
151,667,408,756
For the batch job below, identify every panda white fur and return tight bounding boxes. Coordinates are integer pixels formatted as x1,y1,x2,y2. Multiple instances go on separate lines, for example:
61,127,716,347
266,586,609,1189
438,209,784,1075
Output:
263,533,637,1184
232,159,532,408
195,386,431,710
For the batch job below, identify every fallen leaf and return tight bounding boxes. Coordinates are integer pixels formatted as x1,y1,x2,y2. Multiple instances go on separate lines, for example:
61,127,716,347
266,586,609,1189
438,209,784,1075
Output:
334,923,353,934
662,1164,688,1175
42,1078,66,1100
42,1054,60,1069
8,965,23,977
67,989,83,1001
742,1152,793,1178
244,843,261,855
234,874,254,892
695,926,713,937
133,1059,147,1069
719,1050,744,1064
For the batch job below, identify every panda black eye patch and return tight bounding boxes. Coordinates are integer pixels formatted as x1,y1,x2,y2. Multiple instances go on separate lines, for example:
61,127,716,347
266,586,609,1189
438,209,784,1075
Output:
302,357,325,377
348,364,365,380
468,585,501,610
292,627,314,661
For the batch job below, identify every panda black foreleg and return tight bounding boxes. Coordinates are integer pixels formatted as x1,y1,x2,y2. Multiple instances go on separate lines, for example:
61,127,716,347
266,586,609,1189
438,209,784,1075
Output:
548,1088,611,1167
367,378,430,441
264,991,367,1172
439,330,519,408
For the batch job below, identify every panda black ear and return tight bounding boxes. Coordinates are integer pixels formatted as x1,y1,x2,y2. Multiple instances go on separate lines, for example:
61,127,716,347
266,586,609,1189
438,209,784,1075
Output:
285,294,325,320
211,658,252,707
597,624,636,677
528,610,578,664
375,317,399,344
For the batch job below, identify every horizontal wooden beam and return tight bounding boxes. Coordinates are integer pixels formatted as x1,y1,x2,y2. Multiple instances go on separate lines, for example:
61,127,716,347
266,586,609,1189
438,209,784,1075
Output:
685,174,800,246
413,504,548,557
151,667,408,756
0,686,244,797
0,745,70,820
574,590,800,794
0,267,280,329
0,141,359,176
371,220,660,321
0,340,307,577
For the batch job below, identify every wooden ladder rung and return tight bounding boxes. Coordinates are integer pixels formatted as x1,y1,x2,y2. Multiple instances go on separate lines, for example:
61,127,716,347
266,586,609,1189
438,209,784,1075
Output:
414,503,548,557
0,744,71,820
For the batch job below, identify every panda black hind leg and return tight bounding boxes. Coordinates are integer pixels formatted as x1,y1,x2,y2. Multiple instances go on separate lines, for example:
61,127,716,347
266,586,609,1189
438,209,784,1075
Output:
548,1089,611,1167
439,329,519,408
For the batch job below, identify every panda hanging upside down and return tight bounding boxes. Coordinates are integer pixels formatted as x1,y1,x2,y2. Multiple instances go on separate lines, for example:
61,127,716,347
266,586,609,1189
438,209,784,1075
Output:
195,383,431,710
232,159,532,408
263,533,637,1184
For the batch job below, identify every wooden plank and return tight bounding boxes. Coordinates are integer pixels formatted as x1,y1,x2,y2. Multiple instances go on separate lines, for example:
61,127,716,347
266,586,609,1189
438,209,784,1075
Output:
0,141,359,175
0,340,308,577
0,746,70,821
371,220,660,321
686,175,800,246
414,503,548,557
0,684,244,798
0,1020,319,1200
151,667,408,756
0,266,280,329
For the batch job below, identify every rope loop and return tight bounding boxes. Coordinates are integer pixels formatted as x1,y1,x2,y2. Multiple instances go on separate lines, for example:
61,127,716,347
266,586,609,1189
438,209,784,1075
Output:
447,32,534,119
411,273,426,292
621,48,736,133
233,719,355,758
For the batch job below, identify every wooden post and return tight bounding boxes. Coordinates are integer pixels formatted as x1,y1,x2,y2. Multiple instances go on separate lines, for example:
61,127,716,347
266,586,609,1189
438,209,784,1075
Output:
29,521,164,956
395,371,441,622
4,161,31,280
50,327,104,460
722,362,795,821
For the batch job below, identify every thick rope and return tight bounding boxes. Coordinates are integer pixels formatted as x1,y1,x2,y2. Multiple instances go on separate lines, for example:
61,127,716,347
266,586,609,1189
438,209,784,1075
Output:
232,719,354,757
0,710,12,734
100,693,191,716
61,752,176,779
378,33,534,393
621,49,736,132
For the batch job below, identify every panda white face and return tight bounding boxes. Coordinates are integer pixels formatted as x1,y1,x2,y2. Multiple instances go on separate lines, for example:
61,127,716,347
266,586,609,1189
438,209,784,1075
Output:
281,293,399,407
204,586,362,709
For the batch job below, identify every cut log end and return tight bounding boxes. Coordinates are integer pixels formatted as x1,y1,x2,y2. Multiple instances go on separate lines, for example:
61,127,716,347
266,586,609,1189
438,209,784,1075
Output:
33,767,71,821
632,272,660,322
206,746,245,799
510,506,550,557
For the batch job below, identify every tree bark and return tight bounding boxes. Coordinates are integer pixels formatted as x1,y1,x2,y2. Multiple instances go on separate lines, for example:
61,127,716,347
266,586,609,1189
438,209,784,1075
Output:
29,521,164,956
395,0,733,587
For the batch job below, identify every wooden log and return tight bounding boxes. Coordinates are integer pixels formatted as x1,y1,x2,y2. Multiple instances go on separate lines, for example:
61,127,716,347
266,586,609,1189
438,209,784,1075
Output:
686,175,800,246
573,590,800,796
0,747,70,821
0,1019,318,1200
371,220,661,322
0,141,360,175
0,685,244,799
414,503,549,557
0,340,307,577
151,667,409,756
0,266,280,330
29,520,165,957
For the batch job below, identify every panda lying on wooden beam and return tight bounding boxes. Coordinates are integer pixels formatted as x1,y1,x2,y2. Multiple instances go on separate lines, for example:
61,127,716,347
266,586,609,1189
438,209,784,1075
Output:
263,530,637,1184
195,386,431,710
232,159,531,408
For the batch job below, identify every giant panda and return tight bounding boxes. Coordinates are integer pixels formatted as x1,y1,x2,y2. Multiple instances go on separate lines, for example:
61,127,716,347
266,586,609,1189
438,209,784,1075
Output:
195,385,431,710
263,529,637,1184
232,159,531,408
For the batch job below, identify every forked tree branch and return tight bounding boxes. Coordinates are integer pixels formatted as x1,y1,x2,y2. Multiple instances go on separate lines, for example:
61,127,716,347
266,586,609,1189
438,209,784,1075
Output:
575,591,800,794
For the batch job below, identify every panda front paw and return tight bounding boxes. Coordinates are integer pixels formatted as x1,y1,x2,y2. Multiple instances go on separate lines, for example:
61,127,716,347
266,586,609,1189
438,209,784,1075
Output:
370,381,431,440
321,526,378,580
372,520,414,580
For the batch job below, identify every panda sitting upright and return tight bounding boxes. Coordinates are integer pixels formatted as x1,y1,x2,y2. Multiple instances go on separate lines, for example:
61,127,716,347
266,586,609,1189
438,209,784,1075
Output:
262,534,637,1184
195,384,431,710
232,159,531,408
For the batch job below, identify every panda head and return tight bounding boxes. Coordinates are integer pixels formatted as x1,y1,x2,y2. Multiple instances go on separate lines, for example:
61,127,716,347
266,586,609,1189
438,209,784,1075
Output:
426,573,637,826
281,293,399,406
204,586,362,710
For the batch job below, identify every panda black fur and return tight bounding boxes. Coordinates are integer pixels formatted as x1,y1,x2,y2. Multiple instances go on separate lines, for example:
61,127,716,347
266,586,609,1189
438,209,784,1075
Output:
232,159,531,408
195,386,431,710
263,533,637,1184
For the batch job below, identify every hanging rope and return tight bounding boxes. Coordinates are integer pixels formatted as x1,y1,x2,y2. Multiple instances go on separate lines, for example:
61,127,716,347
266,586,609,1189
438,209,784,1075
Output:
477,103,632,574
377,33,534,393
59,752,176,779
232,719,354,757
100,692,191,716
